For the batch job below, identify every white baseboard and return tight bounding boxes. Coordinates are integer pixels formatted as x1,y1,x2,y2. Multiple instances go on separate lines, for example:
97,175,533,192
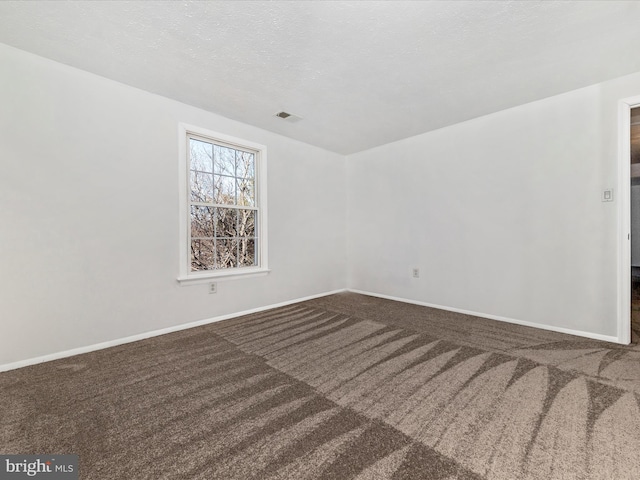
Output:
347,289,622,344
0,289,347,373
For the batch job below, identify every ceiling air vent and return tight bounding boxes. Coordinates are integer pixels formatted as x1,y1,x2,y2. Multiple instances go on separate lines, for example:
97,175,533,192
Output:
274,111,302,123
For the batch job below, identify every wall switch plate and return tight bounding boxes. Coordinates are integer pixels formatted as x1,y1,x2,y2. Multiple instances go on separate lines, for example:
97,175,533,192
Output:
209,282,217,294
412,268,420,278
602,189,614,202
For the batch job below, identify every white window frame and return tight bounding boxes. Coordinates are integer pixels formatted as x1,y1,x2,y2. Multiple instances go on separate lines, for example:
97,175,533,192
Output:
177,123,269,285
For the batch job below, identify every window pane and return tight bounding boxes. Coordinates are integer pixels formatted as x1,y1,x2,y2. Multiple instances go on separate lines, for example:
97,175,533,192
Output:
215,208,238,237
237,209,255,237
216,238,238,269
214,175,236,205
215,145,236,176
190,206,214,238
237,178,255,206
239,238,256,267
183,129,263,277
191,239,215,271
190,171,213,203
189,139,213,172
236,151,255,179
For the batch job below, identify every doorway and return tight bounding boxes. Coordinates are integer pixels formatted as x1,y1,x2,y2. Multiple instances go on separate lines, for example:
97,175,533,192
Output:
618,96,640,345
631,106,640,342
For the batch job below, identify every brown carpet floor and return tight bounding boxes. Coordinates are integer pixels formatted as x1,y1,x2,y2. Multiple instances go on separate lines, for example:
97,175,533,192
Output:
2,292,640,479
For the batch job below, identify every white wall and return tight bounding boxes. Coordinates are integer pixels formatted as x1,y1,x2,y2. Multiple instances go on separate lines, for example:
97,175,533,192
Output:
0,44,347,367
348,73,640,339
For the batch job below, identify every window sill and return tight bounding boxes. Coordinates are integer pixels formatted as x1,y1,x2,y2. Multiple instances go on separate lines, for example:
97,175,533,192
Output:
177,268,271,286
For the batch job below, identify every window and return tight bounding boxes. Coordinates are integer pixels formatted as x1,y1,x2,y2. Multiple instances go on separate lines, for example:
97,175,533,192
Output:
178,125,268,284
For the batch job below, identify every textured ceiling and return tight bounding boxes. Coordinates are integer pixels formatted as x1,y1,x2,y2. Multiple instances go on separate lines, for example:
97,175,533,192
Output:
1,1,640,155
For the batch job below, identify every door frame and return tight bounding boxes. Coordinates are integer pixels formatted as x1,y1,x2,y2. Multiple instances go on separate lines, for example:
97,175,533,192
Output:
618,95,640,345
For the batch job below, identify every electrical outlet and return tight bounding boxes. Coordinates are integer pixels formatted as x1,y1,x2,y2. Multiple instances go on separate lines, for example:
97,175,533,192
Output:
412,268,420,278
209,282,217,294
